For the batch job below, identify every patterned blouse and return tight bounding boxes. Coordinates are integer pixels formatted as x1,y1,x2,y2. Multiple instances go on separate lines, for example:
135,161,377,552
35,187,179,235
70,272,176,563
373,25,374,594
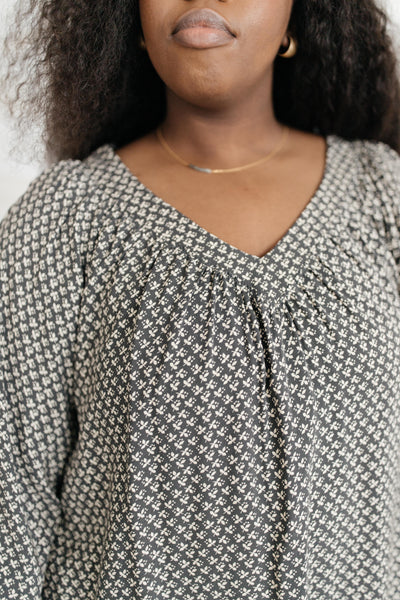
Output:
0,135,399,600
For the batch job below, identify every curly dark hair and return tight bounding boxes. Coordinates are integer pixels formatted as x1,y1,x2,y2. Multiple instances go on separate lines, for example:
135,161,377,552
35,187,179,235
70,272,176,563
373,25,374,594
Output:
1,0,400,166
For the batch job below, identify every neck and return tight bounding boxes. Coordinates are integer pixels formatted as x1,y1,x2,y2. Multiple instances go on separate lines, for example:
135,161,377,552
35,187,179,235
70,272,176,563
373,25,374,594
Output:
160,86,283,170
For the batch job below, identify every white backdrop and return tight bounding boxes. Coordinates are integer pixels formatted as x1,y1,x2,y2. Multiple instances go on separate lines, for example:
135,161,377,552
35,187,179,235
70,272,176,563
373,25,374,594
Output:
1,0,400,220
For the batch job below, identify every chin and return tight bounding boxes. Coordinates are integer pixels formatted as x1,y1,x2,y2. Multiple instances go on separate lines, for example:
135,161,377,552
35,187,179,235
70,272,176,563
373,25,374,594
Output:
172,79,236,109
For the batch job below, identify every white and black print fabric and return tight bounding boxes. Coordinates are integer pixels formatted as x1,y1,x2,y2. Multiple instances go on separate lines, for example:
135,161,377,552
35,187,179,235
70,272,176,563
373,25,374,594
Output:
0,135,400,600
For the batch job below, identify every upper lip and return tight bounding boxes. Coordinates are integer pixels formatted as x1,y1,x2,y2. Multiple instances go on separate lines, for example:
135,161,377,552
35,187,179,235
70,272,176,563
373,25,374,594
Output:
171,8,236,37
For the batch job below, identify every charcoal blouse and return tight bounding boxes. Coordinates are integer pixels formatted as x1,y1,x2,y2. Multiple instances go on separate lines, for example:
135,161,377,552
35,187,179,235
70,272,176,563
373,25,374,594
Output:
1,135,400,600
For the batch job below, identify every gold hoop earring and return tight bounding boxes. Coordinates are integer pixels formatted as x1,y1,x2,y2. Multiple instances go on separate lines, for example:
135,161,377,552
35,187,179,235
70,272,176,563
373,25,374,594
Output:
278,34,297,58
139,35,146,50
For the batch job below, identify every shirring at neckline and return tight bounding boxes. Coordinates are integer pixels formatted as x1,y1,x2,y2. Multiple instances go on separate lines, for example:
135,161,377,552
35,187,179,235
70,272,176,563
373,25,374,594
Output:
93,134,348,286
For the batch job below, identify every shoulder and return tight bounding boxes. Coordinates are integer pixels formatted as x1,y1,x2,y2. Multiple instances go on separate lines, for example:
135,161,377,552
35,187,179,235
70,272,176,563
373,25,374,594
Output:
0,144,126,256
0,155,85,245
324,135,400,217
0,160,83,264
330,136,400,262
355,137,400,183
332,135,400,187
0,143,130,319
351,138,400,217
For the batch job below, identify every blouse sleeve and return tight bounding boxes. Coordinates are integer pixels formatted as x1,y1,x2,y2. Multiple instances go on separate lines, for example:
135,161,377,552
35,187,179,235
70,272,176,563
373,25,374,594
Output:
0,160,85,598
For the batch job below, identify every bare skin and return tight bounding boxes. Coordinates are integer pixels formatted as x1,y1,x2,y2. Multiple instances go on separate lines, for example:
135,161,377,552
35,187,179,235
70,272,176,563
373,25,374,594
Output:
116,0,327,259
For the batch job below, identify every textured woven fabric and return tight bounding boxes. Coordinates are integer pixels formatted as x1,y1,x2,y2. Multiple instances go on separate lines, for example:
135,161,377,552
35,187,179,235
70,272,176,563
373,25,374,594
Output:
0,135,400,600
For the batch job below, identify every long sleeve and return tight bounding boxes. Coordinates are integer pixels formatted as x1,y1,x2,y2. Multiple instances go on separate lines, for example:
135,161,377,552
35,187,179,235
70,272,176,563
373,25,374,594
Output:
0,160,85,599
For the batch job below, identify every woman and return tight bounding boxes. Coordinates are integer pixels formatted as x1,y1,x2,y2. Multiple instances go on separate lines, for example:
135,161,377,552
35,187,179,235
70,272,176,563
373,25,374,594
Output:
1,0,400,598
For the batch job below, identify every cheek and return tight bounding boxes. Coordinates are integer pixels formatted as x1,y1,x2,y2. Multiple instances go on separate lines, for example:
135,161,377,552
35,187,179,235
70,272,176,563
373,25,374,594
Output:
246,2,290,50
139,4,171,80
139,0,167,43
245,2,291,49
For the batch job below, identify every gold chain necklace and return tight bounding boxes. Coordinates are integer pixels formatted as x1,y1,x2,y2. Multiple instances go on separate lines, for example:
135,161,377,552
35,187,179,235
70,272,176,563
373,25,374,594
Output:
155,125,289,174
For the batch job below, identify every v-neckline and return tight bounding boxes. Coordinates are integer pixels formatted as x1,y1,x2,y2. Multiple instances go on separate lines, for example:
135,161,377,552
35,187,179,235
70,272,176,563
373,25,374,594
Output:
106,134,336,265
90,134,358,293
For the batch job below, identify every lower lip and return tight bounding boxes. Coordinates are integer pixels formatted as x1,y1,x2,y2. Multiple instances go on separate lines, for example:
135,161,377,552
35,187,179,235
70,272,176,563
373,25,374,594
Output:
172,26,234,49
